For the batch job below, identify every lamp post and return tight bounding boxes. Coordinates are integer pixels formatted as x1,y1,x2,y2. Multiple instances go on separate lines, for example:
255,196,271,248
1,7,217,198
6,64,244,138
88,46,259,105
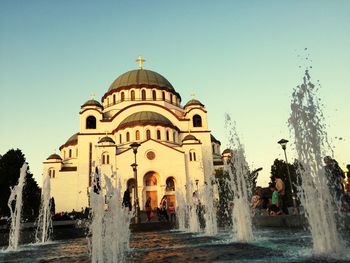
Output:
277,139,297,213
195,179,199,191
130,142,141,224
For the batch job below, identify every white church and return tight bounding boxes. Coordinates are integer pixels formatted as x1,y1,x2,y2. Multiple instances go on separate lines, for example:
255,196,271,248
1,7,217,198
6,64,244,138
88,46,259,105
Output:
43,57,224,213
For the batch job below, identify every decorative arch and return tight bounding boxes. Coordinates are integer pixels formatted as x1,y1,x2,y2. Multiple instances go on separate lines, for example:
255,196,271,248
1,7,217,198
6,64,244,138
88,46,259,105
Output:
86,115,96,129
144,172,158,186
121,92,125,101
131,90,135,101
152,90,157,100
141,89,146,100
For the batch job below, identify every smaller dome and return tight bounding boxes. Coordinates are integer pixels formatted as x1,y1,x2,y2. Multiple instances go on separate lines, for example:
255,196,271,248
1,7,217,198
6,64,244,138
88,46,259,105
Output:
222,148,232,155
182,134,198,142
47,153,62,160
118,111,175,130
98,136,115,144
211,134,221,145
81,99,102,108
65,133,78,144
184,99,204,108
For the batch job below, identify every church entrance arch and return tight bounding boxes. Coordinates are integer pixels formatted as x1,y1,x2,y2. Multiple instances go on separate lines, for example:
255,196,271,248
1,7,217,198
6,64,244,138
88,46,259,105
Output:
143,171,159,210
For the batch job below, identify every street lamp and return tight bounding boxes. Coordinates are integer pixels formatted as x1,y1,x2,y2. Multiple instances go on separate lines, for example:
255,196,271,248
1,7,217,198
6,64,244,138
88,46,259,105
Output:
130,142,141,224
277,139,297,214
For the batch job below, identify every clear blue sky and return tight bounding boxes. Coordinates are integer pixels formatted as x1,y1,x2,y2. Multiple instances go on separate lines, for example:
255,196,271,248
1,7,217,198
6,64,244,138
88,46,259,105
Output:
1,1,349,186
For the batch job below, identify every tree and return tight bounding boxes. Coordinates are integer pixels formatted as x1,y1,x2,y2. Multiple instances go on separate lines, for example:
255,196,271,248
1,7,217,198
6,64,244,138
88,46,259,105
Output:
270,159,301,207
214,169,233,226
0,149,41,220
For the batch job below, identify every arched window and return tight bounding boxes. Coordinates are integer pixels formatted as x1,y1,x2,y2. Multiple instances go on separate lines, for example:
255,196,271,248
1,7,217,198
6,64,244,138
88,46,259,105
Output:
166,177,175,191
193,114,202,127
212,144,215,153
152,90,157,100
69,149,72,158
141,90,146,100
102,152,110,165
157,130,161,140
166,130,169,141
189,150,196,162
126,132,130,142
119,134,122,144
146,130,151,140
145,173,157,186
48,168,55,178
121,92,125,101
86,116,96,129
173,131,176,142
113,94,116,104
131,90,135,101
162,91,165,101
135,130,140,140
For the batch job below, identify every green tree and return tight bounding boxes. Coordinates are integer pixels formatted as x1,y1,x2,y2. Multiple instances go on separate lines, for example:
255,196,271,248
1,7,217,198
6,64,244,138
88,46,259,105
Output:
214,169,233,226
270,159,301,207
0,149,41,221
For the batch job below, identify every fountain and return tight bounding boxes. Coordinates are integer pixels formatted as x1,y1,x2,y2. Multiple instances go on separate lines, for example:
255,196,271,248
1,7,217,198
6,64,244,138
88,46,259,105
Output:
202,181,218,236
175,189,186,231
35,174,52,244
289,69,345,255
89,168,132,263
7,163,28,251
224,114,254,242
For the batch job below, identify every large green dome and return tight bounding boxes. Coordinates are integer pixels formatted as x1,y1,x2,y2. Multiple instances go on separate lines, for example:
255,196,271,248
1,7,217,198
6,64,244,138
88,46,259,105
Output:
117,111,175,130
108,69,174,92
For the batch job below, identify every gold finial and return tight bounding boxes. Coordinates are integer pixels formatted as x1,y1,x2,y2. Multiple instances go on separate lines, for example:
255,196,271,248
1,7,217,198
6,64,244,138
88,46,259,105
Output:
90,92,96,100
191,93,196,100
136,56,145,69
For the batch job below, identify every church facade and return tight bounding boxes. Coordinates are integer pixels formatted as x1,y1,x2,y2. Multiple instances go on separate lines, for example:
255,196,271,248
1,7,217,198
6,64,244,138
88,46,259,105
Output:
43,59,223,213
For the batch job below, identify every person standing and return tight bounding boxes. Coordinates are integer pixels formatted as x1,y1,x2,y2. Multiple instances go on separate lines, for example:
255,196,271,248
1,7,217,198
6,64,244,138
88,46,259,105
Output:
145,197,152,222
122,186,132,211
274,175,288,214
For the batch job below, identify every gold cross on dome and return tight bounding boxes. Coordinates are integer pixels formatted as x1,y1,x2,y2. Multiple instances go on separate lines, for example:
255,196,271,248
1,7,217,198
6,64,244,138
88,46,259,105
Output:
90,93,96,100
191,93,196,100
136,56,146,69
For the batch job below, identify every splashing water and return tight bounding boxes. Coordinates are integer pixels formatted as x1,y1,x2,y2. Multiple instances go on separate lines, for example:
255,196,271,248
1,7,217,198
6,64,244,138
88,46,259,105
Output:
224,114,253,242
289,70,344,255
35,174,52,244
175,190,187,231
202,182,218,236
7,163,28,251
89,169,132,263
187,182,201,233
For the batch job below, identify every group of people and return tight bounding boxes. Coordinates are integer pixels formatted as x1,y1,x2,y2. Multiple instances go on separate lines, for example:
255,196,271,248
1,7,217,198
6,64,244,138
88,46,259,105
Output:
145,195,176,223
122,186,176,223
251,175,288,216
251,157,350,216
